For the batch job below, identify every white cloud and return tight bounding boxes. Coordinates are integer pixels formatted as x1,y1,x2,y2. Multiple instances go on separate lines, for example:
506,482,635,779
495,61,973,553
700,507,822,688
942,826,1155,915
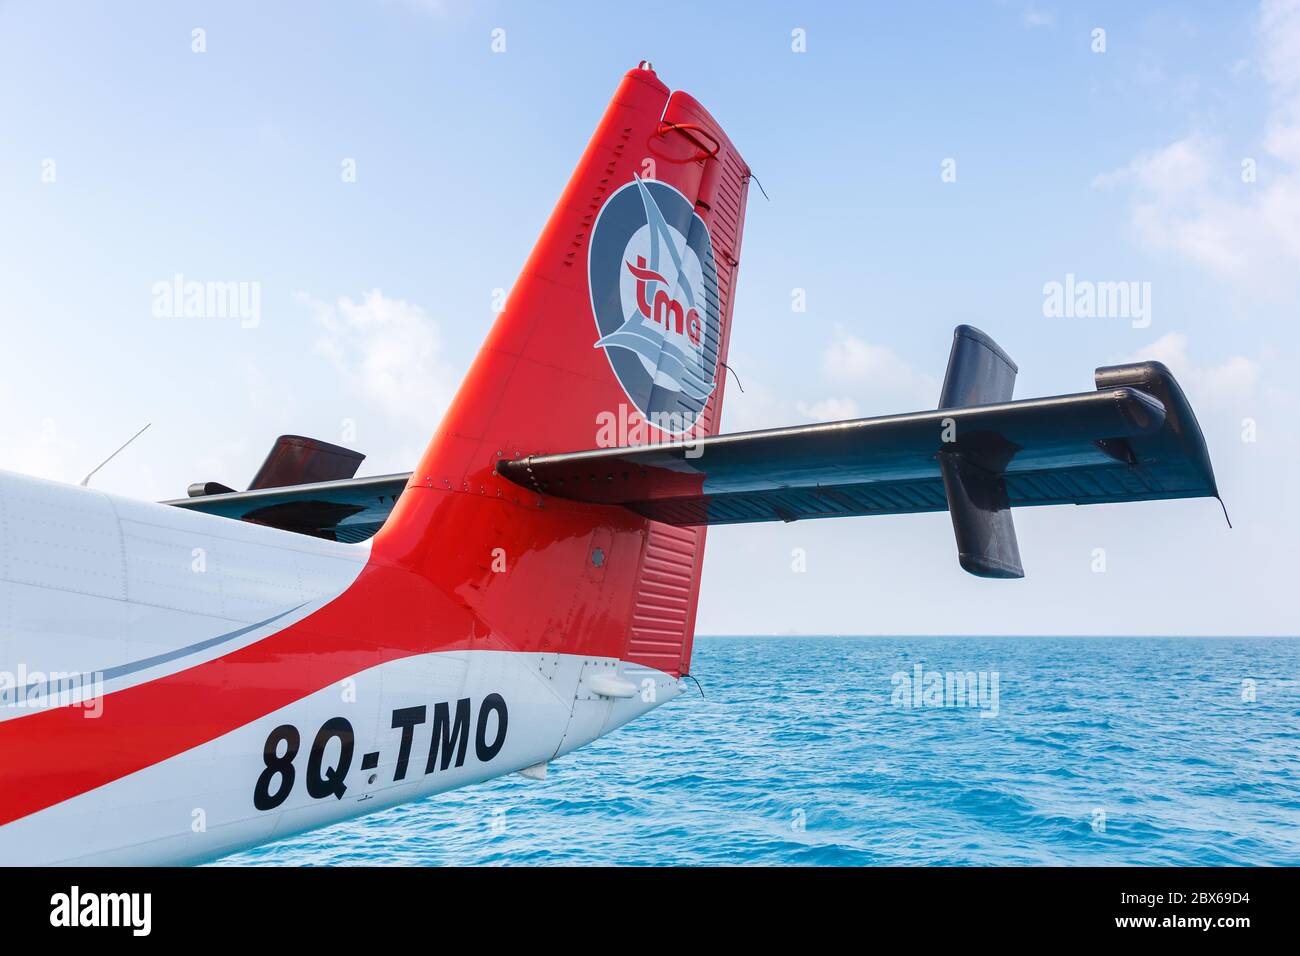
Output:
1094,1,1300,297
0,432,77,484
718,374,787,432
795,397,860,422
1261,0,1300,95
821,333,938,408
1023,9,1054,29
1092,135,1213,197
824,335,914,386
301,289,453,425
0,420,166,499
1128,332,1260,408
722,333,938,433
389,0,452,15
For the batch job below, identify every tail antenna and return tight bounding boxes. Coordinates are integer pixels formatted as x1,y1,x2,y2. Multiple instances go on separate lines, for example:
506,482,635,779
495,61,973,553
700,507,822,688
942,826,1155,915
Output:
80,423,151,487
1217,496,1232,529
720,361,745,393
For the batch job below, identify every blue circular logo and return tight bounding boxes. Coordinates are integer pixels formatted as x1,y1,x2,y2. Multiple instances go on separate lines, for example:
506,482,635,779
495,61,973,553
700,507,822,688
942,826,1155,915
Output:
589,177,721,435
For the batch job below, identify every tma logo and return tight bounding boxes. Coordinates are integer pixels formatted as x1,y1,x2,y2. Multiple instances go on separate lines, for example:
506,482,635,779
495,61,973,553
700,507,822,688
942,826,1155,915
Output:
589,177,721,435
626,254,704,347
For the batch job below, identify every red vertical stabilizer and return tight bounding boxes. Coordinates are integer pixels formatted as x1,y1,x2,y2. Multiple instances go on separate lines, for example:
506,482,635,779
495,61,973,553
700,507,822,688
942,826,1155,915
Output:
377,64,751,677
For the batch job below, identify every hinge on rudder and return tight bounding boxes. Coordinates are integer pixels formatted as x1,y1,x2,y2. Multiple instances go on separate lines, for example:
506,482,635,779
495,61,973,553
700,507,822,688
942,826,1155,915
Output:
656,121,720,162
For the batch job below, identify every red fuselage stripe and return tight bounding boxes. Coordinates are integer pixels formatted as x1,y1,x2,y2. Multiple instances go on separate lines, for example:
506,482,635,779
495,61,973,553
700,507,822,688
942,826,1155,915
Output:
0,561,463,827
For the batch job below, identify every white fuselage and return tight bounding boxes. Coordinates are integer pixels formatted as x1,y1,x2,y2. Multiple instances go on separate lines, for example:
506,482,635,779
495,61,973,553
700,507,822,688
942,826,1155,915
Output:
0,471,679,865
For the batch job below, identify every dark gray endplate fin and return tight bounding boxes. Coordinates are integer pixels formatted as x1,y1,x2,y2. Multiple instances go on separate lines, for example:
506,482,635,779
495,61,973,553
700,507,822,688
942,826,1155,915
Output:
939,324,1018,409
249,435,366,491
938,325,1024,578
938,452,1024,579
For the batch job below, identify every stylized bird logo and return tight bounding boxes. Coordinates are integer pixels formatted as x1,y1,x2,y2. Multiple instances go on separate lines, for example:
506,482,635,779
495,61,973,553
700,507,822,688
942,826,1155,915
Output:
594,176,716,404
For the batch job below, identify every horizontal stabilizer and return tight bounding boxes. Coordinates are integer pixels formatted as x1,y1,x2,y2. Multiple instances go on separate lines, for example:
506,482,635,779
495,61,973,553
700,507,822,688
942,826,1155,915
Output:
175,435,380,540
165,474,409,542
498,327,1219,577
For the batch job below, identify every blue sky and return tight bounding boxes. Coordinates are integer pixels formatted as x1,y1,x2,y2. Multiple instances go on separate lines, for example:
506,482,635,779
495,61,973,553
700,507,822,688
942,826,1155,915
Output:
1,1,1296,635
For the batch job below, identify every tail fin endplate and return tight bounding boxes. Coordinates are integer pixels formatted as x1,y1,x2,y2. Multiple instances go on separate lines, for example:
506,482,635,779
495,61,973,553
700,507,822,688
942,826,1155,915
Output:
937,325,1024,578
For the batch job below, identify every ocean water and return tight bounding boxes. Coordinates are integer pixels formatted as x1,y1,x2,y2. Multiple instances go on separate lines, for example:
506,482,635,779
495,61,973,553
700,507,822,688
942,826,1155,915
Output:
217,637,1300,866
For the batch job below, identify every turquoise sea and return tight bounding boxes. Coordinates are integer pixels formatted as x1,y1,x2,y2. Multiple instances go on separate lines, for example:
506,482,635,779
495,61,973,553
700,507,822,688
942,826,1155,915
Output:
217,636,1300,866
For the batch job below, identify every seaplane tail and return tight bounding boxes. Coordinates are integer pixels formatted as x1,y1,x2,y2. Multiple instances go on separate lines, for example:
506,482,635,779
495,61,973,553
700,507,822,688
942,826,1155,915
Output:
0,64,1219,866
0,62,747,865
